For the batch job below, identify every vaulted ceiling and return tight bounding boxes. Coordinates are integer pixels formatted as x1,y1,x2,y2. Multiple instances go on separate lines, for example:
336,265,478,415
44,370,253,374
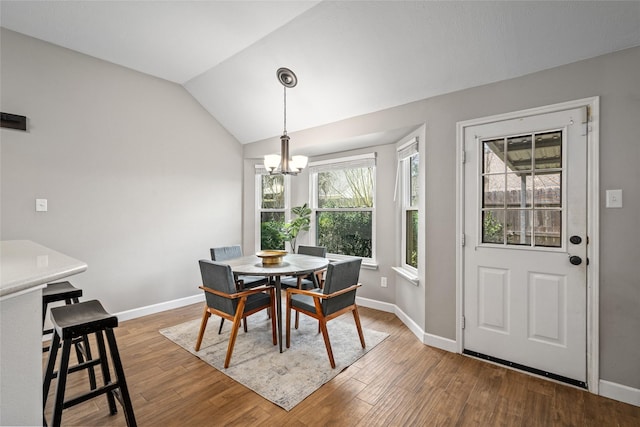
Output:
2,1,639,145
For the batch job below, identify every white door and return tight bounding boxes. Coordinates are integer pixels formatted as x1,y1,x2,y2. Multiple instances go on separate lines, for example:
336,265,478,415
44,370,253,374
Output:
463,107,588,386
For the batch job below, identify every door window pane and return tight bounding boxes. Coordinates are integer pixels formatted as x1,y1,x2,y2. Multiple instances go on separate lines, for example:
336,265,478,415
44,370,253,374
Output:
533,172,562,207
483,139,505,174
534,210,562,247
483,175,505,208
506,210,531,245
506,135,533,173
482,210,505,244
534,131,562,170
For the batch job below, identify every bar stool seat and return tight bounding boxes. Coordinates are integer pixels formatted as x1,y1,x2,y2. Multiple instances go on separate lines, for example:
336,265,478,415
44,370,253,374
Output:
43,300,137,427
42,281,82,337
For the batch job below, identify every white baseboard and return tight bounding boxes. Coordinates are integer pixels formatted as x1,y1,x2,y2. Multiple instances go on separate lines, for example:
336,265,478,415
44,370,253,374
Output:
392,304,425,343
599,379,640,407
115,294,204,322
357,296,457,353
356,296,395,313
423,332,458,353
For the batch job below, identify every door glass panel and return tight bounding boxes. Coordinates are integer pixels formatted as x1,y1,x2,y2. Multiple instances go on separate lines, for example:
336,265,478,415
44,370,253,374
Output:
483,139,505,174
483,175,504,208
534,210,562,247
534,172,562,207
534,131,562,170
480,130,563,248
506,135,532,173
506,173,532,208
482,210,505,244
506,210,531,245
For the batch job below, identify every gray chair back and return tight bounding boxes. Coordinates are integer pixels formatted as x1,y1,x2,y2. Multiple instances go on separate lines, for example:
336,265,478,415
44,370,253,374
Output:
322,258,362,316
297,245,327,258
199,260,239,316
210,245,243,261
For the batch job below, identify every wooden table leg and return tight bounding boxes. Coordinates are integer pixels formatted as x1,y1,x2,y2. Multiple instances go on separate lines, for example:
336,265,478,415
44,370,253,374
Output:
275,276,283,353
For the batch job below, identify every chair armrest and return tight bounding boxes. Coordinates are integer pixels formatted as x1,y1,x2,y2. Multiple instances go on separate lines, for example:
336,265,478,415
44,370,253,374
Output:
286,283,361,299
199,284,273,299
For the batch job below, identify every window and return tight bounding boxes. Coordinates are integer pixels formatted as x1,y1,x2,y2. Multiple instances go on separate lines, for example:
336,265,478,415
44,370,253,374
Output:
256,168,288,250
481,130,563,248
398,139,419,271
310,154,376,262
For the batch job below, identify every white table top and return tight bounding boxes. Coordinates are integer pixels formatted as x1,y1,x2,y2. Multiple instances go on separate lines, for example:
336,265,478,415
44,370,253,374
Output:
0,240,87,298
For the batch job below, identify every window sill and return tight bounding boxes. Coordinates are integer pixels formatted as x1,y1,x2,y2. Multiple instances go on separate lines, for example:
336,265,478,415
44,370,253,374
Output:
392,266,419,286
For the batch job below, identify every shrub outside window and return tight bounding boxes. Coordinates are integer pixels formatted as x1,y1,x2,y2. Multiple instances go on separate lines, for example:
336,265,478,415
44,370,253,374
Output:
310,154,376,261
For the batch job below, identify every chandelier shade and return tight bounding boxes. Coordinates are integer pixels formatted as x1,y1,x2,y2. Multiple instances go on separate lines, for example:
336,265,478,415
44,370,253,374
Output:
264,68,308,175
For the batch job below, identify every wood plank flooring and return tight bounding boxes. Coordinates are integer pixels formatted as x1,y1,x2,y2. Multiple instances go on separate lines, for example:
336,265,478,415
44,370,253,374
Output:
43,303,640,426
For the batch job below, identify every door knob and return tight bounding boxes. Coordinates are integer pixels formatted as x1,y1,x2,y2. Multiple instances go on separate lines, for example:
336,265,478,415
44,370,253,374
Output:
570,235,582,244
569,255,582,266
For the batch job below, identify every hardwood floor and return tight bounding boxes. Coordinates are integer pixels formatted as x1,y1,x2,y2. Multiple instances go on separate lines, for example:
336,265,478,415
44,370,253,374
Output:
44,303,639,426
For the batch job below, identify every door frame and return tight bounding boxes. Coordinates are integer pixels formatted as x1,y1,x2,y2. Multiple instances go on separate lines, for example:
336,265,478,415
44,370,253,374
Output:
455,97,600,393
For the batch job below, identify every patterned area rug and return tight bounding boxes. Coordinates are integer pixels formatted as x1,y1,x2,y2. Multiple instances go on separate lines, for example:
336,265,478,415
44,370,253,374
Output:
159,310,388,411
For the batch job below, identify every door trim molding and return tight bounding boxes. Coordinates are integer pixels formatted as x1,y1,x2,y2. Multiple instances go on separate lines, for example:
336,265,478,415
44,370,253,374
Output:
455,97,600,393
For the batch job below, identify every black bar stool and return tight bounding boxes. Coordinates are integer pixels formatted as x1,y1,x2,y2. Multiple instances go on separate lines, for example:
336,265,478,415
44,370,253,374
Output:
43,299,137,427
42,281,96,390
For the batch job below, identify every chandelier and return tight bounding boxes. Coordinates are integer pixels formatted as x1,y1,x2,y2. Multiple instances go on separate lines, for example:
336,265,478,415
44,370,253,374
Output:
264,68,308,175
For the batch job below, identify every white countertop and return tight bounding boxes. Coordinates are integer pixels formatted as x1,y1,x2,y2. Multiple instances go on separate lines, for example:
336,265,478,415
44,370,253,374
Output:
0,240,87,298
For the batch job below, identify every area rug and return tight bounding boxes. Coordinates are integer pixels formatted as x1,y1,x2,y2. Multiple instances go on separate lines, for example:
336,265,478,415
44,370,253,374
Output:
159,310,388,411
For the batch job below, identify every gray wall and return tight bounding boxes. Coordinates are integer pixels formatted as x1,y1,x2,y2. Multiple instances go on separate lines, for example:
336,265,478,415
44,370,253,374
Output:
0,29,243,312
244,46,640,389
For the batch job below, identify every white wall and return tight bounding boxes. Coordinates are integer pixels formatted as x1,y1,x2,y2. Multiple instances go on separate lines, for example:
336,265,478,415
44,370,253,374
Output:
0,29,243,313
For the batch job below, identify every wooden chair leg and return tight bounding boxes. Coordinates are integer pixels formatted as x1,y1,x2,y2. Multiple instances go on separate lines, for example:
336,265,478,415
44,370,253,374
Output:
224,298,246,369
285,292,292,348
352,306,366,348
195,307,211,351
318,319,335,369
270,291,277,345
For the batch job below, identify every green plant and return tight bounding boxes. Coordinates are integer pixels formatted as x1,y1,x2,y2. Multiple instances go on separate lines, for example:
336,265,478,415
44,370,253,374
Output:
282,203,311,253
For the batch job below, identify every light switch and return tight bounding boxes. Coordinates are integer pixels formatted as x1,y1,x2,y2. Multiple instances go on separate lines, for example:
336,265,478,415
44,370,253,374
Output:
35,198,48,212
606,189,622,208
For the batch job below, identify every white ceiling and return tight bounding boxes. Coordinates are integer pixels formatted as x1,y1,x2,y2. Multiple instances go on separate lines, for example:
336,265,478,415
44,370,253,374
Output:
2,1,639,145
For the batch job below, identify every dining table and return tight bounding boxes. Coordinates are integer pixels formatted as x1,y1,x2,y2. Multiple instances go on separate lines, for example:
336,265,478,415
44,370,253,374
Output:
225,253,329,352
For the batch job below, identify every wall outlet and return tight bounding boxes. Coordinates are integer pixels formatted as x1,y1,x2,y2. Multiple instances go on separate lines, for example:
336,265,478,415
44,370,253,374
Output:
381,276,387,288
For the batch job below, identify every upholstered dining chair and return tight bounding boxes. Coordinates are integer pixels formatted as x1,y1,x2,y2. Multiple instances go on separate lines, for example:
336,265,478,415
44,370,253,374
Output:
210,245,269,333
281,245,327,290
281,245,327,329
195,260,276,368
210,245,269,289
285,258,365,368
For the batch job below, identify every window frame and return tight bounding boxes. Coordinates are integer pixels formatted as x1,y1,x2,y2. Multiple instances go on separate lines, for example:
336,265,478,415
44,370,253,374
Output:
309,153,377,264
255,166,290,252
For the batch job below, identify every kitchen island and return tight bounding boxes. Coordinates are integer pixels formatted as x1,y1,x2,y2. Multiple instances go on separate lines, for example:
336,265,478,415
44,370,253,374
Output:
0,240,87,426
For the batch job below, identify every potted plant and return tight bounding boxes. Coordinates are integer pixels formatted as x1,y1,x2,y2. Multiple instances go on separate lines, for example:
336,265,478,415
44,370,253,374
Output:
282,203,311,253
